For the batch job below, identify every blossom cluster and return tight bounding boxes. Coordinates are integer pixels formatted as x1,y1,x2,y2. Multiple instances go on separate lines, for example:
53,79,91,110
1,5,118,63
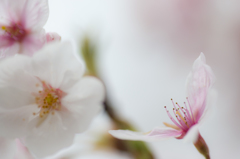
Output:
0,0,104,158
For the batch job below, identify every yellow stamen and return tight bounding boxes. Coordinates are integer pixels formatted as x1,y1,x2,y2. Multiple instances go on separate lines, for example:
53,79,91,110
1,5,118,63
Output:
176,111,189,127
1,26,6,30
163,122,181,130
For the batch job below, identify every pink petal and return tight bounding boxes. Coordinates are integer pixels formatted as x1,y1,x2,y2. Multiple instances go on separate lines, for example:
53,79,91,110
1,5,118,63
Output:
109,127,182,142
186,53,215,122
0,35,13,48
0,43,19,59
0,0,26,23
14,139,34,159
20,0,49,30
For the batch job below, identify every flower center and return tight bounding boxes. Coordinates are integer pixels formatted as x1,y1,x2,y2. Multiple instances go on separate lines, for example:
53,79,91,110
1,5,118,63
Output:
1,23,27,42
164,98,195,132
34,81,64,118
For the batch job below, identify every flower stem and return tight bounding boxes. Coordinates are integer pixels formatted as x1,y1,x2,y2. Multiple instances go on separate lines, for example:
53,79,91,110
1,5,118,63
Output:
194,134,210,159
80,36,155,159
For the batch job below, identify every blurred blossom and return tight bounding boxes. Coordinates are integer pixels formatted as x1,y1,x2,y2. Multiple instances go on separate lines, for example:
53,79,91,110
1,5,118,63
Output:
131,0,212,52
46,32,61,43
44,113,133,159
0,0,61,59
0,42,105,158
109,53,216,158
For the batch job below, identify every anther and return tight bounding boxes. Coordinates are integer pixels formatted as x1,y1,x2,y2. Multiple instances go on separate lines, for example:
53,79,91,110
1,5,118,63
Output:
164,106,166,108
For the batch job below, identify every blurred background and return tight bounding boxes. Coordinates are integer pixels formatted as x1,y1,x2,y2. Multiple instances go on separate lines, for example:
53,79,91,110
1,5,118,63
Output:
45,0,240,159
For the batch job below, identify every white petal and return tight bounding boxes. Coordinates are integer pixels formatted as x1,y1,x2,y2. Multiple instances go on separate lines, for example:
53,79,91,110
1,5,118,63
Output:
24,111,76,158
0,104,38,138
186,53,215,122
29,42,84,88
61,76,105,132
182,124,199,143
0,137,16,159
109,127,182,142
0,55,38,109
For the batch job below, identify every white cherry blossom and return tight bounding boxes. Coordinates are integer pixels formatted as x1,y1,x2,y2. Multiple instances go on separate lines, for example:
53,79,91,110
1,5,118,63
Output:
0,42,105,158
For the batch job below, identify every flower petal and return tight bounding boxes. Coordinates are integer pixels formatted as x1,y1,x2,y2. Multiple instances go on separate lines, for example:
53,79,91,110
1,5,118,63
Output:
0,55,39,109
0,0,26,23
198,89,218,124
20,29,46,55
61,76,105,132
182,124,199,143
46,32,61,43
14,139,34,159
109,127,182,142
21,0,49,30
0,43,19,59
186,53,215,122
0,137,16,159
29,42,84,88
24,111,76,158
0,104,38,138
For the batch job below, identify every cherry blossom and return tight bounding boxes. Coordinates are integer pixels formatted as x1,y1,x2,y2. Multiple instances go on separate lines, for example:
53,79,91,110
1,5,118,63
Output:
0,42,105,158
109,53,215,144
0,0,52,58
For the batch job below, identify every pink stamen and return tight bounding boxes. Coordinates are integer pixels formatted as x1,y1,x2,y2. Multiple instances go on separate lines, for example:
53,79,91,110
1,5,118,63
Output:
186,97,195,123
164,106,184,130
173,109,188,131
183,102,194,125
164,98,198,132
176,102,193,126
171,99,178,110
176,102,186,119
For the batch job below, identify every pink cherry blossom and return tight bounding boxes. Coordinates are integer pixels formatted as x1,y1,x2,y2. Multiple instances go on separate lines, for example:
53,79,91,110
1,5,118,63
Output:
0,0,49,58
109,53,216,143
